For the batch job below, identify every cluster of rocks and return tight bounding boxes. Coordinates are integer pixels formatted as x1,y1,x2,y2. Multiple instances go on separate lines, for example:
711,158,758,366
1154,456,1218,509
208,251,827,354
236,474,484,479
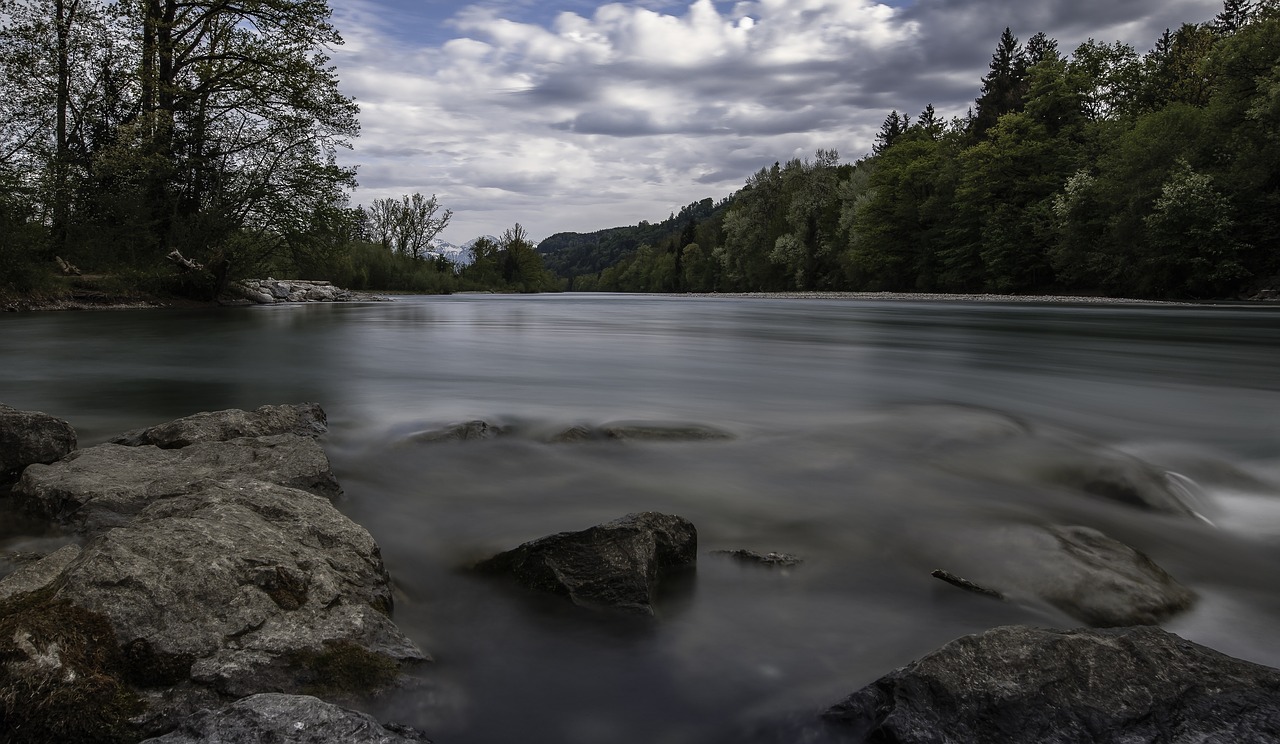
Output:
0,403,426,742
232,279,387,305
4,401,1280,742
408,418,736,444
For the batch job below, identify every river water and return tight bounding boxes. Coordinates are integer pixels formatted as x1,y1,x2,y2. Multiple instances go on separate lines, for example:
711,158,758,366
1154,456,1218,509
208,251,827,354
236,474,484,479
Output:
2,294,1280,742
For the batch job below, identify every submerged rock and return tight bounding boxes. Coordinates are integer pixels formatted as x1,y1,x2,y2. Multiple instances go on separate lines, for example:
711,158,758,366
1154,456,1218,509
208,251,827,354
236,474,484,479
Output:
1,478,425,735
0,403,76,481
712,549,804,568
824,625,1280,743
142,693,430,743
933,427,1202,517
405,418,736,444
476,512,698,615
931,524,1195,627
409,420,505,443
110,403,328,448
14,434,342,533
596,422,735,442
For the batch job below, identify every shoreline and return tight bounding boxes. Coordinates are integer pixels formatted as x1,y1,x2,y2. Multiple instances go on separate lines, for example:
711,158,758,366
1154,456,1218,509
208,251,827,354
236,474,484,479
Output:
7,288,1276,312
658,291,1219,305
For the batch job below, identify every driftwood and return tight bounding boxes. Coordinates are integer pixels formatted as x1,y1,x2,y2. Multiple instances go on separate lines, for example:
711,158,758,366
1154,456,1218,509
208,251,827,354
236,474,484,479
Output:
931,568,1005,600
55,256,82,276
166,249,205,272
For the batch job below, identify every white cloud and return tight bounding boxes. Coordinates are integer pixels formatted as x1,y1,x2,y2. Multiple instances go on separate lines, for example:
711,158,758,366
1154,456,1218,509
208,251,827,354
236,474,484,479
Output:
331,0,1223,243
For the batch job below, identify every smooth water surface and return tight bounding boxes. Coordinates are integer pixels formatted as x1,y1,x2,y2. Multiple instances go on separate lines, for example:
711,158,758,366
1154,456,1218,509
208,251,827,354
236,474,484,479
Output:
3,294,1280,742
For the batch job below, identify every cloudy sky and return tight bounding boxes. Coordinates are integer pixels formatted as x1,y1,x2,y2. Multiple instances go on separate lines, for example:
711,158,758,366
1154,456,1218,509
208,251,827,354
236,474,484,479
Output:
329,0,1225,243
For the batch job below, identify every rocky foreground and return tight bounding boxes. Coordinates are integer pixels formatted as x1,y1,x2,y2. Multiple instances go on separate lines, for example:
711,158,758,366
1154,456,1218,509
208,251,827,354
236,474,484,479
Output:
2,403,1279,742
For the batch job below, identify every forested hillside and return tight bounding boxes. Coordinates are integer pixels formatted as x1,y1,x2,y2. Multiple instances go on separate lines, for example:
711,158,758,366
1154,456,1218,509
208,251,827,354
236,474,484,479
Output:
571,2,1280,300
537,197,728,285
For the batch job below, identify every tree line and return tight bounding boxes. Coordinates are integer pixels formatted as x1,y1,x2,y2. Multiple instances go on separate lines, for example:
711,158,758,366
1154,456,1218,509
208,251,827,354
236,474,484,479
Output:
567,0,1279,299
0,0,556,300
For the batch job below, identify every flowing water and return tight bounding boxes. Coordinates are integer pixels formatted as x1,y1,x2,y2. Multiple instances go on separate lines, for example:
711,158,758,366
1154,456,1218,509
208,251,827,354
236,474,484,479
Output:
2,294,1280,742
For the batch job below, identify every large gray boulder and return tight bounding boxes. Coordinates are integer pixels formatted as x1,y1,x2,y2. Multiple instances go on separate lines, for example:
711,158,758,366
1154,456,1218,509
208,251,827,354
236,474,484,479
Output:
0,479,425,736
13,434,342,533
931,524,1195,627
142,693,429,743
0,403,76,480
110,403,328,448
476,512,697,615
824,625,1280,743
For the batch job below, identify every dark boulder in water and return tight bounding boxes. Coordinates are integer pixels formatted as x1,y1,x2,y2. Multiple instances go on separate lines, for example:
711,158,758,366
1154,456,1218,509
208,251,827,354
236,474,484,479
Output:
476,512,697,616
824,625,1280,744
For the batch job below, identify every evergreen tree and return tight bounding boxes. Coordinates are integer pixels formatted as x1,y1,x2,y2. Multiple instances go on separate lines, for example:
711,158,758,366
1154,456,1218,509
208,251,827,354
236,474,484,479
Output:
973,28,1026,137
917,104,943,139
874,110,911,153
1213,0,1254,34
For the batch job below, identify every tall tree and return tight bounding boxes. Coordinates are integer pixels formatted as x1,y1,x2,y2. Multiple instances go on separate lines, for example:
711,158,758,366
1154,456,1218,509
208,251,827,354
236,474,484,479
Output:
973,27,1025,137
124,0,360,273
1213,0,1254,34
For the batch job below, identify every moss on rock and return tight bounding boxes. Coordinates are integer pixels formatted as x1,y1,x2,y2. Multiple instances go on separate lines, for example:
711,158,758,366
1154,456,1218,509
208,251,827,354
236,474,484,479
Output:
291,640,402,696
0,588,144,743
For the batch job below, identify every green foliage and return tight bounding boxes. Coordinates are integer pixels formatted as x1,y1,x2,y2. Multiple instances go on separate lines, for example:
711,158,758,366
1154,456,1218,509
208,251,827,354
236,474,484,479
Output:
537,197,726,282
461,224,558,292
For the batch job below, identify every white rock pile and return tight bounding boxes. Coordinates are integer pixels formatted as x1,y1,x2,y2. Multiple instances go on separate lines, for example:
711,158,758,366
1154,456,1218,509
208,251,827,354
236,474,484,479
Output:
234,278,385,304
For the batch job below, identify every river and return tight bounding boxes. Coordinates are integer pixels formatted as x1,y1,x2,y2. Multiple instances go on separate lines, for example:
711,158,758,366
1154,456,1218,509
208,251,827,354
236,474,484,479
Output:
2,294,1279,742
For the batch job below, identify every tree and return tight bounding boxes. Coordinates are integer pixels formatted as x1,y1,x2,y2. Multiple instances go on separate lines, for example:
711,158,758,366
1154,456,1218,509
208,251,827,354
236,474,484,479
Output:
916,104,943,140
363,193,452,260
0,0,123,258
1141,160,1245,296
874,110,911,153
122,0,360,275
973,28,1025,137
1213,0,1254,34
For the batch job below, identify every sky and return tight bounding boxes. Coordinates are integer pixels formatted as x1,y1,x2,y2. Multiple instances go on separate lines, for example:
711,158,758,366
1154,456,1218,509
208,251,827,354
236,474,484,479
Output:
329,0,1226,244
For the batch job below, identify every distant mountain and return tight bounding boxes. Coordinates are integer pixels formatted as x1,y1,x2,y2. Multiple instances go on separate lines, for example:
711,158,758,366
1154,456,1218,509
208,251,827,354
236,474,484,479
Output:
535,198,728,279
427,235,499,267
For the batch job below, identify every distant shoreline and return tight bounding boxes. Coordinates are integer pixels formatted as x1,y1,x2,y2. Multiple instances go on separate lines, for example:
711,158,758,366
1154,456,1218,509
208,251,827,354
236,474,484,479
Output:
664,291,1203,305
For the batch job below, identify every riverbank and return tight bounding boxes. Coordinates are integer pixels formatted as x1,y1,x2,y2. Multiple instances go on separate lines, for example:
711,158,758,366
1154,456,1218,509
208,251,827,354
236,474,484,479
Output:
673,291,1204,304
1,278,388,312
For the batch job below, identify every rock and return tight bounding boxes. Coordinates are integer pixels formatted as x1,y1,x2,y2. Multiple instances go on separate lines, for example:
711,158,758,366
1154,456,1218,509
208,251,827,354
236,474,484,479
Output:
14,434,342,534
4,479,425,735
598,421,735,442
712,549,803,568
0,543,81,601
544,421,736,443
110,403,328,448
824,625,1280,743
0,404,77,480
933,429,1202,517
930,524,1194,627
409,420,504,443
476,512,697,615
141,693,430,743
